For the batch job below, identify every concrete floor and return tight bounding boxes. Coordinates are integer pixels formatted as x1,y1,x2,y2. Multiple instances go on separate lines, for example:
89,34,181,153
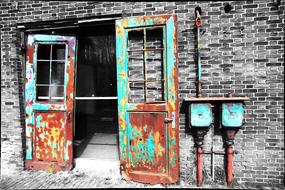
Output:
79,133,119,160
74,133,120,177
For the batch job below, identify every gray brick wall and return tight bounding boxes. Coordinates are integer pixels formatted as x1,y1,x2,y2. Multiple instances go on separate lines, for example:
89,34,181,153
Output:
1,0,284,188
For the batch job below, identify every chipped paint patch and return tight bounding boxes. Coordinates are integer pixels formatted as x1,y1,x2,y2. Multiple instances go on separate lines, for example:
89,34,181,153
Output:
64,140,72,161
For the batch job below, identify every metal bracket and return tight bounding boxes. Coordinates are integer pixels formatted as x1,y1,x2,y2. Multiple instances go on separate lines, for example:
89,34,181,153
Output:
171,112,175,129
164,112,176,129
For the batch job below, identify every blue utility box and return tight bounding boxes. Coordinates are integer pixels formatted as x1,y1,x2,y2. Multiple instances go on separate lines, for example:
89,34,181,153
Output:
221,103,245,127
189,103,213,127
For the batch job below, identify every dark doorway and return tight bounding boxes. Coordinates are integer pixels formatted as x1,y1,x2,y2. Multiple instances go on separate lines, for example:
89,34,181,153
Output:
73,23,119,160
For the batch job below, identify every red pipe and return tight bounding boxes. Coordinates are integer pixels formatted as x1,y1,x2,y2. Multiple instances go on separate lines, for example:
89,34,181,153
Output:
226,145,233,187
197,145,203,186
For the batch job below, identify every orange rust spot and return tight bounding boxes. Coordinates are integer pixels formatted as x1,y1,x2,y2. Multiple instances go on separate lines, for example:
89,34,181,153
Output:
171,130,176,139
119,57,124,65
121,19,129,27
119,115,126,130
134,17,144,24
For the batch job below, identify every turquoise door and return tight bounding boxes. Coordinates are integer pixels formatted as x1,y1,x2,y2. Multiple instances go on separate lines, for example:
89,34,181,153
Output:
116,15,180,184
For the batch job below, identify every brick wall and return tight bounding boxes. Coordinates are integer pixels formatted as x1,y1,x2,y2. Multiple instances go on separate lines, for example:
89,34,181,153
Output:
1,0,284,188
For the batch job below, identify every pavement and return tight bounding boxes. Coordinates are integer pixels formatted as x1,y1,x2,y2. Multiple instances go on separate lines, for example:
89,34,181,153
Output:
0,168,254,189
1,133,283,189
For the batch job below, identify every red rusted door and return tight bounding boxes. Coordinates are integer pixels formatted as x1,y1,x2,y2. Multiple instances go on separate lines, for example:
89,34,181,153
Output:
24,35,76,171
116,15,180,184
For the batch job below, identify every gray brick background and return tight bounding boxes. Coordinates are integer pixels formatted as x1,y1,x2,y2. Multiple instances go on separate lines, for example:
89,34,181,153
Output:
1,0,284,188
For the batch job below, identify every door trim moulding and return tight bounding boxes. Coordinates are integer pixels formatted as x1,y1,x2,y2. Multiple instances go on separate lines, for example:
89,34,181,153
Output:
17,14,123,32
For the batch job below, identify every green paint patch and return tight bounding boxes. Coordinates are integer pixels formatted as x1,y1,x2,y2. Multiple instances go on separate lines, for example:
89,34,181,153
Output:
36,115,45,128
147,132,155,163
129,127,156,166
26,139,32,160
171,154,177,167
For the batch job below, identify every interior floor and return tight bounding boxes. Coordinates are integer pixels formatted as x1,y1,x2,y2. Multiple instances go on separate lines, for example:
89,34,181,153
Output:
74,133,119,161
73,132,120,177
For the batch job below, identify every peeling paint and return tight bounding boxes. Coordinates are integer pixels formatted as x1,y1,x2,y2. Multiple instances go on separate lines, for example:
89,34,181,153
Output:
34,112,65,162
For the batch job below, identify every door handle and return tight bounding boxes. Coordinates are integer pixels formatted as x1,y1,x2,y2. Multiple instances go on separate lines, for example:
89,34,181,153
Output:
164,118,173,123
164,112,176,128
67,111,71,121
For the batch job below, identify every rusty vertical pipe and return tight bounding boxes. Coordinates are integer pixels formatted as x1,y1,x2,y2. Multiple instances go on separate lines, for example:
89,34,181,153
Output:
197,145,203,186
226,145,234,187
195,7,202,98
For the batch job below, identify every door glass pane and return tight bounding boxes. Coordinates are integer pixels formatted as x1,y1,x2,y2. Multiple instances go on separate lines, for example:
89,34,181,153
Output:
36,61,50,84
36,43,66,102
36,86,49,101
51,61,65,85
50,86,64,102
37,44,51,60
146,28,163,49
52,44,66,60
129,82,145,103
128,51,144,81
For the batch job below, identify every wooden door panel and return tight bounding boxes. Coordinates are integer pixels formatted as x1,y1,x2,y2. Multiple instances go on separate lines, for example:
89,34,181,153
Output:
128,112,167,174
34,112,65,162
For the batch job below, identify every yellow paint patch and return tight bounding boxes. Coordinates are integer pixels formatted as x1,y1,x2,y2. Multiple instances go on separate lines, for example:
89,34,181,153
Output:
154,131,160,144
116,24,123,37
156,144,164,157
120,98,126,109
50,127,60,140
119,71,126,80
121,19,128,27
124,135,127,145
119,116,126,130
134,17,144,24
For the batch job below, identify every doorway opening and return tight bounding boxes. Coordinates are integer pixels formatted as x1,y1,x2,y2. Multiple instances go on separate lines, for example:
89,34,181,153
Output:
73,23,119,167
